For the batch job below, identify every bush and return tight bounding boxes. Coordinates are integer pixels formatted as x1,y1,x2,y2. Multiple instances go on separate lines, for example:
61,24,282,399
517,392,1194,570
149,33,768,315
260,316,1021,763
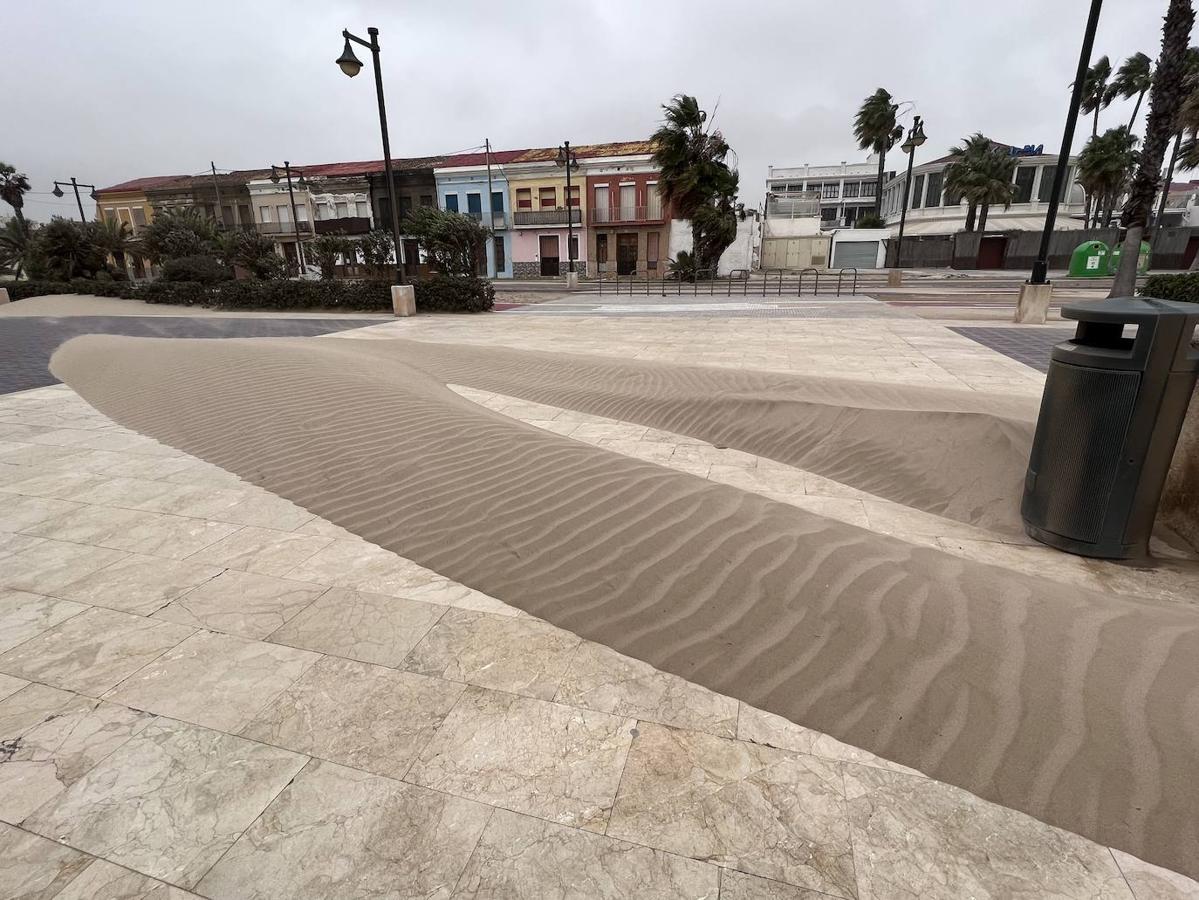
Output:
7,279,135,301
412,275,494,312
1141,273,1199,303
210,279,391,311
161,255,232,285
139,281,209,306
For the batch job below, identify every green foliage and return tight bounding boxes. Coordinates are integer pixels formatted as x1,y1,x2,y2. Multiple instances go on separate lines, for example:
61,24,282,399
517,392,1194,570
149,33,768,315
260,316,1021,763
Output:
1079,55,1116,136
943,135,1020,231
6,279,136,301
217,229,285,280
359,229,395,276
92,216,132,263
1141,272,1199,302
1114,52,1154,130
666,250,699,282
405,207,489,275
854,212,886,229
161,254,233,285
33,218,109,280
0,217,36,278
0,162,31,225
853,88,904,213
412,274,494,311
1077,127,1140,226
652,94,740,272
308,233,355,280
141,206,219,262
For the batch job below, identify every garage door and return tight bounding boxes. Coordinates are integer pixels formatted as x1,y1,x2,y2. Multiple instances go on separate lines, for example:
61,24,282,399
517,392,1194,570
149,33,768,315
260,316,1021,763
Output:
832,240,879,269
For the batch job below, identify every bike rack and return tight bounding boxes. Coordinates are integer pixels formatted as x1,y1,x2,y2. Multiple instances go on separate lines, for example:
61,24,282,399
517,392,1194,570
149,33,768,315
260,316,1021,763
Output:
835,267,858,297
797,267,819,296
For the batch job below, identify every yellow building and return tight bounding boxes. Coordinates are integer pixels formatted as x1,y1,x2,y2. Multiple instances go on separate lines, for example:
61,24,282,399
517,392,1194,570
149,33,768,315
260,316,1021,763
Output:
93,175,188,279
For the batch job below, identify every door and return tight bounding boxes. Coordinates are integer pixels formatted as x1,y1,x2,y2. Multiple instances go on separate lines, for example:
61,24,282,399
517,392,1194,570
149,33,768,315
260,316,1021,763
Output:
1184,236,1199,269
832,240,879,269
976,236,1007,269
616,233,638,275
539,235,559,276
402,239,420,276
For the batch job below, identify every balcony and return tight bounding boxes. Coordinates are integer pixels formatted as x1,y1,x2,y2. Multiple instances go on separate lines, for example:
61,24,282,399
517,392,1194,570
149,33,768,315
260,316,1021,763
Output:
315,216,372,236
588,205,665,225
256,221,313,236
513,208,583,227
462,210,508,229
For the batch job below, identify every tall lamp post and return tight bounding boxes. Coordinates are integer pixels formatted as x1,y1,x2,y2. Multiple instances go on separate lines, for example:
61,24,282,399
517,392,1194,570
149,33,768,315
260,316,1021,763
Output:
336,27,405,285
1029,0,1103,285
556,142,579,275
52,178,98,224
270,162,308,272
892,116,926,269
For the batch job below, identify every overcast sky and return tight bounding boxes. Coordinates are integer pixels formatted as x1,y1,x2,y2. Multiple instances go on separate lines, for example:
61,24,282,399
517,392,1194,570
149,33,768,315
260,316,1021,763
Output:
2,0,1173,222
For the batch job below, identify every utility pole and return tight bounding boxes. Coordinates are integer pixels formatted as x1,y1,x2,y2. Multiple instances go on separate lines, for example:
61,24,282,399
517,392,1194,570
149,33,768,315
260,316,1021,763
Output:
485,138,495,278
210,162,226,228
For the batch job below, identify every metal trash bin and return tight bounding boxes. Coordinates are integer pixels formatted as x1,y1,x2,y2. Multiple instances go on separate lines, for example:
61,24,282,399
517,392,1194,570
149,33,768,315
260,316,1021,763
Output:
1021,297,1199,558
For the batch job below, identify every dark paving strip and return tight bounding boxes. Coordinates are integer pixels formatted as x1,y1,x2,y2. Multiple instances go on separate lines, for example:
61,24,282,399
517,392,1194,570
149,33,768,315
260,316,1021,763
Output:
0,316,380,395
950,325,1074,373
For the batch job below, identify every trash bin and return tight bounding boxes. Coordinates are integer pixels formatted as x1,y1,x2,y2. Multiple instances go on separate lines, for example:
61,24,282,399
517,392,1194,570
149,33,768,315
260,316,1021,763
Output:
1106,240,1152,276
1067,240,1110,278
1021,297,1199,558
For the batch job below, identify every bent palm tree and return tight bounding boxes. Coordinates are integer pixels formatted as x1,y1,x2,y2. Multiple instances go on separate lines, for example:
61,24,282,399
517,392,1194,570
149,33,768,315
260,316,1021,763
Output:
1077,127,1140,227
0,217,35,279
1114,52,1155,131
943,134,994,232
1080,55,1116,138
975,146,1019,232
91,216,132,275
0,162,32,227
853,88,904,216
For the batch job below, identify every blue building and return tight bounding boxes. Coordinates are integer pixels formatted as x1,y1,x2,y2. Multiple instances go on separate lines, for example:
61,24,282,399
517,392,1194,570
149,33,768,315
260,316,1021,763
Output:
434,149,521,278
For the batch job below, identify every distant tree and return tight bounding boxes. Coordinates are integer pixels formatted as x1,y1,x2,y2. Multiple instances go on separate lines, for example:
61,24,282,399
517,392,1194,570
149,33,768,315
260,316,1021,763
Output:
359,228,395,277
92,216,132,275
666,249,698,282
1110,0,1195,296
974,147,1019,232
854,212,886,229
652,94,740,274
943,134,993,232
141,206,219,262
34,218,108,280
217,229,284,280
1114,52,1155,131
0,218,37,279
1079,55,1117,138
405,206,490,276
1077,127,1140,227
853,89,905,217
0,162,31,228
308,233,355,280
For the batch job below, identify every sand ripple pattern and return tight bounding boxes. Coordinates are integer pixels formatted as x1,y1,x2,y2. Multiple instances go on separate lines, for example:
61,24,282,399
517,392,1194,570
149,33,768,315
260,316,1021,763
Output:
50,334,1199,881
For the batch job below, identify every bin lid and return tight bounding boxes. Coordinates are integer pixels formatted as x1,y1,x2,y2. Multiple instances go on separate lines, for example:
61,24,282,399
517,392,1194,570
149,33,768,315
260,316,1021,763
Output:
1062,297,1199,325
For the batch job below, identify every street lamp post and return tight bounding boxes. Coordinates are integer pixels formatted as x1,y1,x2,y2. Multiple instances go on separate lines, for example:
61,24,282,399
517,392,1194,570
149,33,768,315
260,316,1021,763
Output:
1029,0,1103,285
336,26,405,285
556,142,579,275
51,178,98,224
892,116,926,269
271,162,308,272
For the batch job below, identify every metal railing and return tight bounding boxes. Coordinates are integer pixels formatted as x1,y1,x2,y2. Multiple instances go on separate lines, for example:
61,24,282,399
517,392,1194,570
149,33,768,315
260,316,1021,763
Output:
314,216,371,235
256,221,313,235
588,205,666,224
594,267,862,298
513,208,582,226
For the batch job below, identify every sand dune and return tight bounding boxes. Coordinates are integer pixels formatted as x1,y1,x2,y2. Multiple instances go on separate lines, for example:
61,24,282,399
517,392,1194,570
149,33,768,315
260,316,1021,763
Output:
51,333,1199,880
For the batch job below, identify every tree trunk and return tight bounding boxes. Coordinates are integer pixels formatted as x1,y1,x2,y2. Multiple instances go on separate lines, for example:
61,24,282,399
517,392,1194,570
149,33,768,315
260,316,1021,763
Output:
874,152,886,216
978,203,990,232
691,219,703,274
1110,0,1195,298
964,203,977,232
1083,193,1093,229
1129,91,1146,131
1093,106,1100,138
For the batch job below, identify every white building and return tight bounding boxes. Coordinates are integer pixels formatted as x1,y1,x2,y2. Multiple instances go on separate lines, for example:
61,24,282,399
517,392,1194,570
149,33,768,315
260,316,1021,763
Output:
879,144,1085,236
765,158,891,229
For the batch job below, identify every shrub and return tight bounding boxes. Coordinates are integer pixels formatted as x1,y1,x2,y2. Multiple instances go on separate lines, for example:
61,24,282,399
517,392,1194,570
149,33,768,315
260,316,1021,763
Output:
161,254,232,285
1141,273,1199,303
7,279,135,301
139,281,209,306
209,279,391,311
854,212,886,229
412,274,494,312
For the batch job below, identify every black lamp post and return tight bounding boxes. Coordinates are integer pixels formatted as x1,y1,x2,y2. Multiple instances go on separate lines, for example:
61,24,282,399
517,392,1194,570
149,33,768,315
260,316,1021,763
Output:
892,116,926,269
556,142,579,275
270,162,309,272
337,26,405,285
52,178,98,224
1029,0,1103,285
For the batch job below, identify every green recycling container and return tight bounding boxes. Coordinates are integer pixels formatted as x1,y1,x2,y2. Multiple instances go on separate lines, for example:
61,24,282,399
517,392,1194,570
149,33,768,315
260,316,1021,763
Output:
1106,240,1152,276
1068,240,1109,277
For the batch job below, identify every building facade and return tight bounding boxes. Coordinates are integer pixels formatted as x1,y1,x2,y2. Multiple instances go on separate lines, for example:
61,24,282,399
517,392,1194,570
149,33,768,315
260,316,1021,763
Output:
879,145,1085,236
585,159,667,277
368,158,441,278
765,159,888,229
434,150,523,278
506,162,584,278
94,175,187,280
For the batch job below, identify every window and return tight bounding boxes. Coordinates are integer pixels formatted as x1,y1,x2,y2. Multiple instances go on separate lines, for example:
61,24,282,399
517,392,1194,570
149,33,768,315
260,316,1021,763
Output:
821,207,837,221
842,182,860,198
493,236,505,271
569,235,579,260
911,174,925,209
860,181,877,197
277,204,290,223
647,232,659,270
444,194,459,212
296,205,309,222
516,188,532,209
131,208,147,228
594,185,610,222
1013,167,1036,204
399,196,413,217
492,191,504,212
924,172,944,207
420,194,433,207
539,187,556,208
259,206,272,223
467,193,482,216
596,233,608,264
356,200,369,218
822,183,839,199
567,185,580,207
377,197,391,224
335,201,349,218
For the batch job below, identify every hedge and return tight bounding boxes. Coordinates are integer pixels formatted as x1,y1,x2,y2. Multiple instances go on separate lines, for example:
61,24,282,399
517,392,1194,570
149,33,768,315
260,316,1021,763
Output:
5,274,494,313
1141,273,1199,304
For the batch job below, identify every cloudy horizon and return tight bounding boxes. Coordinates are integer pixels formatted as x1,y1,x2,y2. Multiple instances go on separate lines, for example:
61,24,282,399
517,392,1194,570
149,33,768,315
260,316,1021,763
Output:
3,0,1173,223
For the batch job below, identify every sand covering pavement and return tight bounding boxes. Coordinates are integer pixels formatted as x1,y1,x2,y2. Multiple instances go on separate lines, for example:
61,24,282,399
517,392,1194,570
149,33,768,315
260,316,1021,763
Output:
50,332,1199,881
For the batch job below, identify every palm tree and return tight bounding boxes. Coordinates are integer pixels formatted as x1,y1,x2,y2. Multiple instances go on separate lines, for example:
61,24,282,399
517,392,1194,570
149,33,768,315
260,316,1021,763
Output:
652,94,740,273
0,217,36,279
0,162,32,228
974,146,1019,232
853,88,904,216
1110,0,1195,297
1077,127,1140,227
1080,55,1116,138
1114,52,1155,131
91,216,132,275
943,134,994,232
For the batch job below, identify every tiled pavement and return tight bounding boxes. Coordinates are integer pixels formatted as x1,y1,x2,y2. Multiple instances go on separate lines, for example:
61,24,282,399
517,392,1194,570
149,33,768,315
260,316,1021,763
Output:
951,325,1075,373
3,383,1198,898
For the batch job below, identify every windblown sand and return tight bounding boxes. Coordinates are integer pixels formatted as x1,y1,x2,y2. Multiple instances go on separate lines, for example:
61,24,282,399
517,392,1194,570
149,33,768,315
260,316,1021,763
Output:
51,334,1199,880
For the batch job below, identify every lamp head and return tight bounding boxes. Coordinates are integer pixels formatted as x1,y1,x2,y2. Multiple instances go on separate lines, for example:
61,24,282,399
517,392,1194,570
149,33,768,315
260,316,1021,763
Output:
336,37,363,77
89,190,99,201
52,184,64,198
911,116,927,148
270,166,281,184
